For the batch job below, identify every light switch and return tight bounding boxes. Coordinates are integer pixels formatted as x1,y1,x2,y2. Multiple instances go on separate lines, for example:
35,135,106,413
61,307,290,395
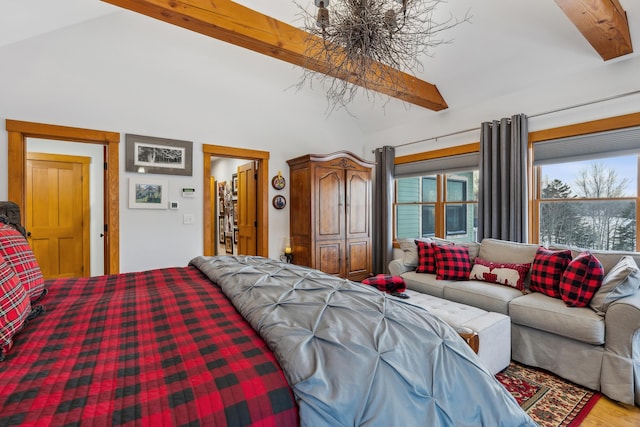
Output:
183,214,195,225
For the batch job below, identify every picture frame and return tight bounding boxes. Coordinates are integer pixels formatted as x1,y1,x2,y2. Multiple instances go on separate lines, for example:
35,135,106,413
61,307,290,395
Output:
232,200,238,225
129,178,168,209
232,173,238,195
125,134,193,176
233,228,239,244
219,198,225,215
225,235,233,254
218,216,225,244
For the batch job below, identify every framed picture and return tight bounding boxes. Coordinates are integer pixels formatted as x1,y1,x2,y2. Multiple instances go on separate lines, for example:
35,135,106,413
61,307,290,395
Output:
233,228,239,244
129,178,168,209
218,217,225,244
219,198,225,215
232,173,238,195
125,134,193,176
225,235,233,254
232,200,238,225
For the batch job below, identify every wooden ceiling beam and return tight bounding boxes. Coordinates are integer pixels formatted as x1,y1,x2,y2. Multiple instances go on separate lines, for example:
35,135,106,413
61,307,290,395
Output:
555,0,633,61
101,0,448,110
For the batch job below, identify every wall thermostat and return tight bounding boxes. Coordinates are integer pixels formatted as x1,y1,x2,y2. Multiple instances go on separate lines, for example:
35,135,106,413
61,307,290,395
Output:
182,188,196,197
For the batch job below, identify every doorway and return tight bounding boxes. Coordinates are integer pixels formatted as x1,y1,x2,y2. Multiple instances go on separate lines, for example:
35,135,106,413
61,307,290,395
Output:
6,119,120,274
202,145,269,257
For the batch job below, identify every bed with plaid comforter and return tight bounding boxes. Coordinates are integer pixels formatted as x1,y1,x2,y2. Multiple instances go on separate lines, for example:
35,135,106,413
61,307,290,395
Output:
0,266,298,426
2,255,535,427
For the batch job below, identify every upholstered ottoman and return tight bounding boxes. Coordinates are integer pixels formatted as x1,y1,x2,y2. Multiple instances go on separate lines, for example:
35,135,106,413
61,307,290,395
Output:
401,289,511,375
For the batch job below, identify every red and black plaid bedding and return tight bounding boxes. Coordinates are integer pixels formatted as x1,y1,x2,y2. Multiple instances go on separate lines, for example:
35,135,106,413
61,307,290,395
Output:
0,266,298,427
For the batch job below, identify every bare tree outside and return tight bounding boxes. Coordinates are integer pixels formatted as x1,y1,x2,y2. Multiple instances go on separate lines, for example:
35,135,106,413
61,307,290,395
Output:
539,162,636,251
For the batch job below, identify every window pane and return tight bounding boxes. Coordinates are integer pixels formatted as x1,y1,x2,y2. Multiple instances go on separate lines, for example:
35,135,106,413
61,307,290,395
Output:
539,200,636,250
446,171,478,201
396,205,420,238
540,156,637,198
421,205,435,237
422,176,437,202
397,177,420,203
445,203,478,242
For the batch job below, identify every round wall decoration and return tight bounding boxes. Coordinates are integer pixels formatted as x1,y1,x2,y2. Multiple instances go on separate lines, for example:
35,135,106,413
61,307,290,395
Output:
272,195,286,209
272,173,286,190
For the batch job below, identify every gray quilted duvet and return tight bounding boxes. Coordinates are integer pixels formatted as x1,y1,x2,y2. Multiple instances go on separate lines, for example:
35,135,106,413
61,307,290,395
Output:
190,255,536,427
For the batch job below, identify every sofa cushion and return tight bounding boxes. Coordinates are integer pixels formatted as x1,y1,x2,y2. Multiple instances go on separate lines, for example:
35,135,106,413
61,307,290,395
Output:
469,257,530,291
477,238,539,265
397,238,432,268
550,243,640,276
443,280,523,315
590,255,640,315
401,271,448,298
509,292,604,345
433,244,471,280
530,247,572,299
415,240,437,274
559,252,604,307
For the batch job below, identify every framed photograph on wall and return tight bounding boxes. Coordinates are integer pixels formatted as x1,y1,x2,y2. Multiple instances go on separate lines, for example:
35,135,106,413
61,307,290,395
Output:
225,235,233,254
129,178,168,209
125,134,193,176
233,227,238,244
218,217,225,244
232,173,238,195
232,200,238,225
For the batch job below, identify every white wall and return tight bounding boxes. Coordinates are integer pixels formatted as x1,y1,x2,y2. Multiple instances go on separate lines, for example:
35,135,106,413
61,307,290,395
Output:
0,12,362,272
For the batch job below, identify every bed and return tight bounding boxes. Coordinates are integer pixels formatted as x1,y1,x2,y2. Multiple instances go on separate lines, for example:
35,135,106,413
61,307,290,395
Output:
0,204,536,426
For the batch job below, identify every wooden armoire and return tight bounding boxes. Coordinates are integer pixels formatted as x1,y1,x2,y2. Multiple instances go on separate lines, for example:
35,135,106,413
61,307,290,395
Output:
287,151,374,281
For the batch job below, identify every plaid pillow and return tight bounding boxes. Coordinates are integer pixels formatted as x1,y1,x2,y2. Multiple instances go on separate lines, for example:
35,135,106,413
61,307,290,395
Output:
530,247,572,298
433,244,471,280
468,257,531,291
559,251,604,307
0,254,31,360
0,224,46,303
415,240,437,274
362,274,406,293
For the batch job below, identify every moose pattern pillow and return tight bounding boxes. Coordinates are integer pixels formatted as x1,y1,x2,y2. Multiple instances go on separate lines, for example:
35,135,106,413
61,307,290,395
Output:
469,257,531,291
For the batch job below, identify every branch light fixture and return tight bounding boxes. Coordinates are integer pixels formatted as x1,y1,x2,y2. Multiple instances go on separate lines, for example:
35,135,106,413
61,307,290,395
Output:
296,0,470,112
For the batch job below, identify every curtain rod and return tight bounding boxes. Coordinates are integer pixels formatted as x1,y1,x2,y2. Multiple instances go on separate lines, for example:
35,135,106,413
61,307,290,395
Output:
390,89,640,150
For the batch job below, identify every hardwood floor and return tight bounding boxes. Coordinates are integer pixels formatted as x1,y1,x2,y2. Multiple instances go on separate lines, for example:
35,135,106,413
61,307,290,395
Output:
582,396,640,426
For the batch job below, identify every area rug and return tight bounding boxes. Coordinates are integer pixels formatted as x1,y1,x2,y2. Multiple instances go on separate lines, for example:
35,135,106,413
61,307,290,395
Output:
496,362,602,427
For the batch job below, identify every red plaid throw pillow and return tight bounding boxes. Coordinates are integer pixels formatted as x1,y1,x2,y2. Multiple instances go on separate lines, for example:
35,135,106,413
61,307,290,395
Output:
0,253,31,360
559,251,604,307
433,244,471,281
415,240,437,274
468,257,531,291
530,247,572,298
362,274,406,293
0,223,46,303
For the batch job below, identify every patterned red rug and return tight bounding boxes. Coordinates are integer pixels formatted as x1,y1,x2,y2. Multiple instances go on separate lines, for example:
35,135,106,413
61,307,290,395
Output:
496,362,602,427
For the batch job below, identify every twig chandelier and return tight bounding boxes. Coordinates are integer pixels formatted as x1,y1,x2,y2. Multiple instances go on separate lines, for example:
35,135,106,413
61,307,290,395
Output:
295,0,469,113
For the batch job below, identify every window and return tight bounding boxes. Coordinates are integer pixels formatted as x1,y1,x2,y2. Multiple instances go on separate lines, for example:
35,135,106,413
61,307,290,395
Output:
394,171,478,242
533,126,640,251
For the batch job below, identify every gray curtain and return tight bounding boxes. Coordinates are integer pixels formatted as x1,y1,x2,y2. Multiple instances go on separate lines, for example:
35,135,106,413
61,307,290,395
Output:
372,146,395,274
478,114,528,242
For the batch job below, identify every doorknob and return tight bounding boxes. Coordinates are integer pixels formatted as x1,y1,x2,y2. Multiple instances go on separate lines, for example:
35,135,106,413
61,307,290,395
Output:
26,231,31,237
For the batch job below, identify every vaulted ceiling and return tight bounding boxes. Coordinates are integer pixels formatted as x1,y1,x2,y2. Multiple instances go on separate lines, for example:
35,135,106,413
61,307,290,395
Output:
99,0,632,111
1,0,638,132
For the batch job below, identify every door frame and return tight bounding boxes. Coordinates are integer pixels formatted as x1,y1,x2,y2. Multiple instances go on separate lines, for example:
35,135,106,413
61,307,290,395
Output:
202,144,269,256
6,119,120,274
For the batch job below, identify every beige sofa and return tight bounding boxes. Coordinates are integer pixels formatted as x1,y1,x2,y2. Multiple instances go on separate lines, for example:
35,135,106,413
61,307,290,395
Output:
389,237,640,405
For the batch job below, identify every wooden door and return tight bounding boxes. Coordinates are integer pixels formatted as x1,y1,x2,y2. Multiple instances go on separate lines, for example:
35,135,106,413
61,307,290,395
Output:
237,161,258,255
345,169,372,281
26,153,90,278
315,166,345,241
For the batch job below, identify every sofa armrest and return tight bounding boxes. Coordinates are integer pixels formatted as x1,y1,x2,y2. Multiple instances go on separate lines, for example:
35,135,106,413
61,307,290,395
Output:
388,259,413,276
605,293,640,356
602,293,640,405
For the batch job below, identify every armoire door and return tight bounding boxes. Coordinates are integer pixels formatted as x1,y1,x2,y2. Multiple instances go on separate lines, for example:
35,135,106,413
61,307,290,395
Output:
315,166,345,241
